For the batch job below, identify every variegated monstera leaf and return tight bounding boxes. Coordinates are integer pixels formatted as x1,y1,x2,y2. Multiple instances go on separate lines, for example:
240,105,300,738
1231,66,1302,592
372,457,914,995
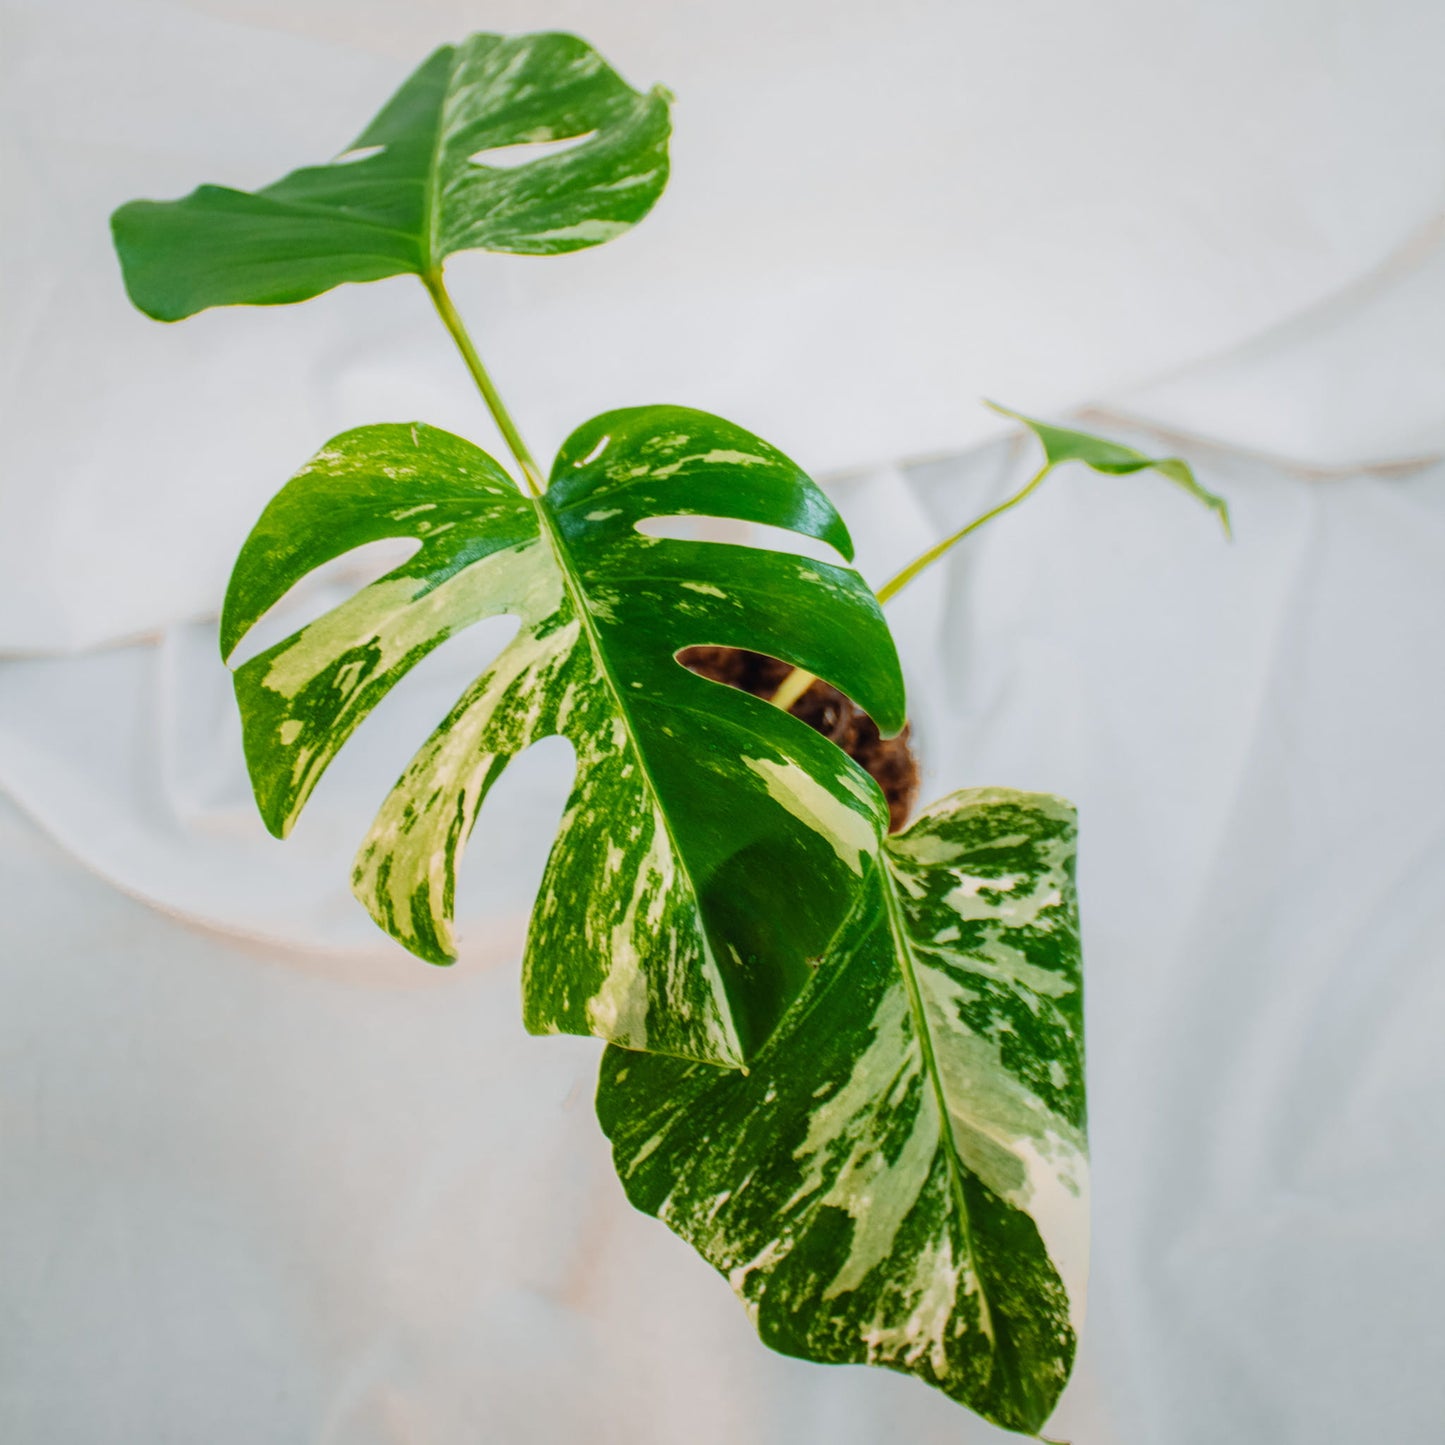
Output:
112,31,670,321
222,405,905,1068
598,788,1087,1434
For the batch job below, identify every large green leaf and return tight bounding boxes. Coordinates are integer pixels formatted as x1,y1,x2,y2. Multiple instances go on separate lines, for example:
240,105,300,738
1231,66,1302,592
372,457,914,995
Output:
987,401,1231,537
112,31,671,321
598,788,1086,1434
222,405,905,1068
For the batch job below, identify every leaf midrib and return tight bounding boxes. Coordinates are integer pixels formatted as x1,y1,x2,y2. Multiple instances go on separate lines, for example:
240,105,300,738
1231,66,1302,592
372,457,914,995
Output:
878,860,998,1344
421,45,464,274
531,488,743,1066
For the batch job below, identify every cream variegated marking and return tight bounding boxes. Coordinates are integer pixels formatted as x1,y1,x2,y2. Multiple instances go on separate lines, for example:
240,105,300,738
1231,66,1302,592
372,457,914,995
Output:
743,756,876,876
223,406,905,1067
599,787,1087,1434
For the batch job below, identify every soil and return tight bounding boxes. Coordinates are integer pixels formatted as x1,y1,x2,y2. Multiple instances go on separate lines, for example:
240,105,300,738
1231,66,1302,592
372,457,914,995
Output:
678,646,919,833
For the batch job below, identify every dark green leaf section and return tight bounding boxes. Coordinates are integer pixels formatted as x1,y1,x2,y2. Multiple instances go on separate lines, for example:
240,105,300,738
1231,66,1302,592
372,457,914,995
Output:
988,401,1231,537
112,31,671,320
599,788,1087,1434
223,405,905,1067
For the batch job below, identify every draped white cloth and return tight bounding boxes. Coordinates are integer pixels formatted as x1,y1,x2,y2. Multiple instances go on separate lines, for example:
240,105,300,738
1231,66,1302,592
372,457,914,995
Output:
3,1,1443,1441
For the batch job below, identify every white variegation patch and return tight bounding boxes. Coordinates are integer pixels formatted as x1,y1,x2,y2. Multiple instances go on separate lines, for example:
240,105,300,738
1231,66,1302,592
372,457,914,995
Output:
743,755,875,876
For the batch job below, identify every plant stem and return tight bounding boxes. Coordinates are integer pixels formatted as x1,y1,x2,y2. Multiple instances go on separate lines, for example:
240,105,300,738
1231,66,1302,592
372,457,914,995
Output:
769,661,819,715
422,269,546,497
874,461,1052,605
768,462,1054,713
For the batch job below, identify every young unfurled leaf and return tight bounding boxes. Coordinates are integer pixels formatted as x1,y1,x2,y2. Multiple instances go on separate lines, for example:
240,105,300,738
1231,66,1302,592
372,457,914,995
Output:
221,406,905,1068
598,788,1086,1434
112,32,671,321
987,401,1231,537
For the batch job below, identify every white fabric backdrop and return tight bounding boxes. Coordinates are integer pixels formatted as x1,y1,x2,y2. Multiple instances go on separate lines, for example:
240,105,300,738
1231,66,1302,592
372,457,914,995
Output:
4,0,1444,651
3,1,1444,1441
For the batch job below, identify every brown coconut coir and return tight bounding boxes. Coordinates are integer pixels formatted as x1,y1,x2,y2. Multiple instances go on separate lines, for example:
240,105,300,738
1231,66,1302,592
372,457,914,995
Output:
678,646,919,832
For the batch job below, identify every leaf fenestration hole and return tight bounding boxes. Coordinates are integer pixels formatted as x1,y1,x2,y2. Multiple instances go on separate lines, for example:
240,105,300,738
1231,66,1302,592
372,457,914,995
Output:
676,647,920,832
468,131,597,169
285,610,523,839
634,516,849,568
447,732,576,963
227,537,422,668
332,145,386,165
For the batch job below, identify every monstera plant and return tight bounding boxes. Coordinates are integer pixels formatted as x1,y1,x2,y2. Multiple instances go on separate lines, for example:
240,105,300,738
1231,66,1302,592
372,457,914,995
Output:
113,30,1226,1439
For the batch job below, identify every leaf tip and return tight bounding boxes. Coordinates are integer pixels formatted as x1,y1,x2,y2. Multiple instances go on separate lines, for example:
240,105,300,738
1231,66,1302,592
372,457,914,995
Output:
398,919,458,968
110,201,192,323
872,703,909,742
218,619,243,668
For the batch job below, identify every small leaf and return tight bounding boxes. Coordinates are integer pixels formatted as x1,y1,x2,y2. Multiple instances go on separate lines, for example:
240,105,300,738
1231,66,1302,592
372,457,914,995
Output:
598,788,1086,1435
987,401,1231,537
112,32,671,321
223,406,905,1068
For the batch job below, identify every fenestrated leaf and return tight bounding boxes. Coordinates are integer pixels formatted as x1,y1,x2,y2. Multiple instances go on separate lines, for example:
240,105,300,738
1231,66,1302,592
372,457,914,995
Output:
987,401,1231,537
222,405,905,1068
598,788,1087,1435
112,31,671,321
